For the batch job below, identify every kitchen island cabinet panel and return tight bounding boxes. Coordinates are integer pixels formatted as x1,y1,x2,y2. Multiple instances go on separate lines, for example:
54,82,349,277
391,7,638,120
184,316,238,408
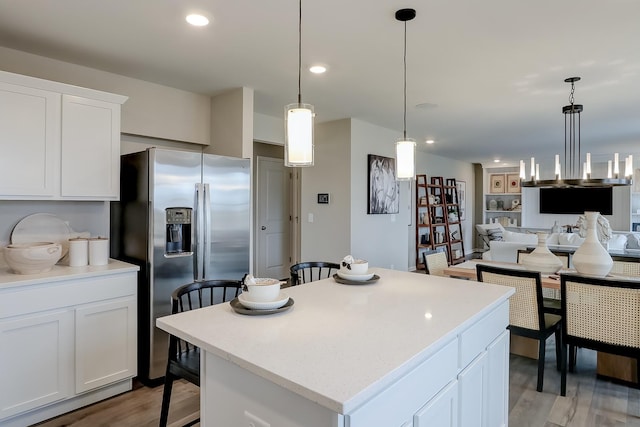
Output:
0,81,60,197
0,309,73,419
414,380,458,427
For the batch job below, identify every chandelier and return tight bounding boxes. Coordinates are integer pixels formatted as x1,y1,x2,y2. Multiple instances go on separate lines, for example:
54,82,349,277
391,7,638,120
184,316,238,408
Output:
520,77,632,188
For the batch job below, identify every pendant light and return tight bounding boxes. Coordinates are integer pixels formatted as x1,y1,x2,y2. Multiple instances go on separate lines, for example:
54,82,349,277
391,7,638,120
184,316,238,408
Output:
395,8,417,181
521,77,631,188
284,0,314,167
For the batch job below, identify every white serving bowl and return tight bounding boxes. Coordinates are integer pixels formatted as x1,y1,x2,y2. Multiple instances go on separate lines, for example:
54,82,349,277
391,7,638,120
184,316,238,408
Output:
4,242,62,274
340,259,369,275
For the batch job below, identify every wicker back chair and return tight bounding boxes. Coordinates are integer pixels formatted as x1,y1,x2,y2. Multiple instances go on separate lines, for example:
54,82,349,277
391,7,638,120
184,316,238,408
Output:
476,264,563,394
422,251,448,276
610,255,640,277
290,261,340,286
516,249,570,315
559,273,640,396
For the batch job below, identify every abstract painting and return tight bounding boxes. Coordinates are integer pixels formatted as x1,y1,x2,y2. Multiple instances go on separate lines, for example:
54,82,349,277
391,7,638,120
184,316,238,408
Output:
368,154,399,214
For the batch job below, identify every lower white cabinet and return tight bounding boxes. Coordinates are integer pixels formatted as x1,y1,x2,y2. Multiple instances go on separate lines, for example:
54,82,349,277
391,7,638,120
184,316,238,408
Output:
0,309,74,419
0,267,137,426
75,297,136,393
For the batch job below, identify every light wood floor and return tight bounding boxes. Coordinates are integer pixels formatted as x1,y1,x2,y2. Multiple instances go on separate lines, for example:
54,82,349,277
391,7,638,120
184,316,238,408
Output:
34,345,640,427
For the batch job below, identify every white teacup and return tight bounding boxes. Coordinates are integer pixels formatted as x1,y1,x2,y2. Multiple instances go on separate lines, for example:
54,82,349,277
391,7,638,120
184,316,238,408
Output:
340,259,368,275
243,278,282,302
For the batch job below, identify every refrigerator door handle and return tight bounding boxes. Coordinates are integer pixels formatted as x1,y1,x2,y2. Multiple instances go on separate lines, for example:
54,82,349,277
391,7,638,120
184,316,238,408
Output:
203,183,212,279
195,183,205,281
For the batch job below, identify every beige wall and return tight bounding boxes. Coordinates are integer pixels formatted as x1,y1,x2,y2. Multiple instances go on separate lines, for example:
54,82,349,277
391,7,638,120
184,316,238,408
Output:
300,119,351,263
0,46,211,145
207,87,254,159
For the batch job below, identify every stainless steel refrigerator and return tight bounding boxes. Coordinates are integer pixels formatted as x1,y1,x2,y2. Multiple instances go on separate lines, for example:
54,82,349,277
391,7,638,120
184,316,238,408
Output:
110,147,250,384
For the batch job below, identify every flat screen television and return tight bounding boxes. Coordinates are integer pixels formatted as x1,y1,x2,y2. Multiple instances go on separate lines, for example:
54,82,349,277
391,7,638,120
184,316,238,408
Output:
539,187,613,215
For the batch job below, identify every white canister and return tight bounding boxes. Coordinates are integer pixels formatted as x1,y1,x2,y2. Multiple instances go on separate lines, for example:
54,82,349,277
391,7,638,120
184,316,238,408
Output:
89,237,109,266
68,238,89,267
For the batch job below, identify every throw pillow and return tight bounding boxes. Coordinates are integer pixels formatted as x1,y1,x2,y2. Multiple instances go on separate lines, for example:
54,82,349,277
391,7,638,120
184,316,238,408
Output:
608,234,628,251
487,229,503,241
627,234,640,249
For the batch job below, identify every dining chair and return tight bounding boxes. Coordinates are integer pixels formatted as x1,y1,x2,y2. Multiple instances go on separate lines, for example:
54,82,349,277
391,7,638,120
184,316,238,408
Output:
610,255,640,277
159,279,243,427
559,273,640,396
517,248,570,315
422,251,448,276
476,264,563,393
289,261,340,286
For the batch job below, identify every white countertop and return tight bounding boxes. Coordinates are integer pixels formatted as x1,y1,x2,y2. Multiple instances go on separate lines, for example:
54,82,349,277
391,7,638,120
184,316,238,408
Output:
0,258,139,289
156,267,513,414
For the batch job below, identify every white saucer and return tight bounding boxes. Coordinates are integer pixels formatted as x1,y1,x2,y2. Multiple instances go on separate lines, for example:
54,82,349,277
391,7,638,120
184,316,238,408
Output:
238,291,289,310
336,270,375,281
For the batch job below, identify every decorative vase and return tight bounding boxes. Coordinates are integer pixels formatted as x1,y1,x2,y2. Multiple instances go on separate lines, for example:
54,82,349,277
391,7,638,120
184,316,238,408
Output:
572,211,613,277
521,233,563,274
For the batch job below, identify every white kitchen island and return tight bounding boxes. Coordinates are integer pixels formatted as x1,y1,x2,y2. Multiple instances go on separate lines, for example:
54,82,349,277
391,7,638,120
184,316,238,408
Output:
157,268,514,427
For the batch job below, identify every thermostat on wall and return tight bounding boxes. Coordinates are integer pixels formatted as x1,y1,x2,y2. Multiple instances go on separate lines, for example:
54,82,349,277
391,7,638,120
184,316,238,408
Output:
317,193,329,204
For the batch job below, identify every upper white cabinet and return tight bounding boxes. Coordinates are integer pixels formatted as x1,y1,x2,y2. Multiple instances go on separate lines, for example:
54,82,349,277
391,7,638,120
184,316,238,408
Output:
0,70,127,200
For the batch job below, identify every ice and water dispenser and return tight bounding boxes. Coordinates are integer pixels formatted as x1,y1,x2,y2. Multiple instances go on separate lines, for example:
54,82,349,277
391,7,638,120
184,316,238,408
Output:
165,207,192,255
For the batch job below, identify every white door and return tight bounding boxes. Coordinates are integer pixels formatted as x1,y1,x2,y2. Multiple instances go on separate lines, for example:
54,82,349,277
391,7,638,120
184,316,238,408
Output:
256,156,291,279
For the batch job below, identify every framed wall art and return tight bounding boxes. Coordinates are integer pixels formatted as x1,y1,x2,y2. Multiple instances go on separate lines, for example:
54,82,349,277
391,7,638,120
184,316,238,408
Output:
506,173,521,193
456,180,466,221
489,174,505,194
367,154,399,214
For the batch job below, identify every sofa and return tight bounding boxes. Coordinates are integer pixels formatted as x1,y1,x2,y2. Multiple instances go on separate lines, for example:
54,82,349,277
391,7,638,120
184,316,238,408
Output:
476,223,638,263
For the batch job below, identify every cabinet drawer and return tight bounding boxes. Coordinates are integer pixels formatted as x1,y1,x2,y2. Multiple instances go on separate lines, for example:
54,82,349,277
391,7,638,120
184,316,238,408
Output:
347,338,458,427
459,300,508,368
0,272,136,319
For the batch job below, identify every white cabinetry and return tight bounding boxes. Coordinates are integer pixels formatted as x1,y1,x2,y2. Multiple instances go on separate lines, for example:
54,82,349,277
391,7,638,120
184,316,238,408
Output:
195,300,510,427
0,309,74,419
0,70,127,200
75,297,136,393
0,265,137,427
0,81,61,197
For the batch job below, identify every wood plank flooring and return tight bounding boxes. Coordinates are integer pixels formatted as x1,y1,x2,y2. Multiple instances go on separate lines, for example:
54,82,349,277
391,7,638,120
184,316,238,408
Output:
33,344,640,427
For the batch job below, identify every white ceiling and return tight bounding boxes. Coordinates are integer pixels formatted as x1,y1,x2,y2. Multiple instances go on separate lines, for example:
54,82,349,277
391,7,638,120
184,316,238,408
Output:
1,0,639,167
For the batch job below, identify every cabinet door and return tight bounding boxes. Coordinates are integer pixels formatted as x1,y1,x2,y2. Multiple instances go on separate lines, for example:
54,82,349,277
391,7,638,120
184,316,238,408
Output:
414,380,458,427
61,94,120,199
486,330,509,427
0,82,60,198
75,297,136,393
458,351,488,427
0,310,73,419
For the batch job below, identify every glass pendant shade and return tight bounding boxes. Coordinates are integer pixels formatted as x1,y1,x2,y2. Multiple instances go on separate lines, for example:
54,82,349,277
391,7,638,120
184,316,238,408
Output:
285,103,314,167
396,138,416,180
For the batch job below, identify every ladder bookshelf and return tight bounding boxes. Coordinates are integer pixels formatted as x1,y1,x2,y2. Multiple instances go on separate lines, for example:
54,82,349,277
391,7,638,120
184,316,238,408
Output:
416,175,465,270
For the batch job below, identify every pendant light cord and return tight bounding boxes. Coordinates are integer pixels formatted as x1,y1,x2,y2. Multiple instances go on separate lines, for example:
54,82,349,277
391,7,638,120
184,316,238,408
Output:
298,0,302,105
403,20,407,140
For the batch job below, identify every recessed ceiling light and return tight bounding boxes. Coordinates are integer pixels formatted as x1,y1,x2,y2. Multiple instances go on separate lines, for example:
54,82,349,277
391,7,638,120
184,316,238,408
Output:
186,14,209,26
494,159,500,163
425,139,434,144
309,65,327,74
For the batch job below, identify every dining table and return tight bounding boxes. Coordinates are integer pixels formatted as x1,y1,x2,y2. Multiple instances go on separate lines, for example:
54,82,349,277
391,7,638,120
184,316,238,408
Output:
444,259,639,386
443,259,564,290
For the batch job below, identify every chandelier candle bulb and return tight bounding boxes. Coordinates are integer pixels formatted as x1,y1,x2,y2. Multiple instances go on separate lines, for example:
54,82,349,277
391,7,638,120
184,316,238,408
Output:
614,153,620,177
519,160,526,179
555,155,561,179
583,163,587,180
530,157,535,179
625,155,633,178
586,152,591,176
535,164,540,181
